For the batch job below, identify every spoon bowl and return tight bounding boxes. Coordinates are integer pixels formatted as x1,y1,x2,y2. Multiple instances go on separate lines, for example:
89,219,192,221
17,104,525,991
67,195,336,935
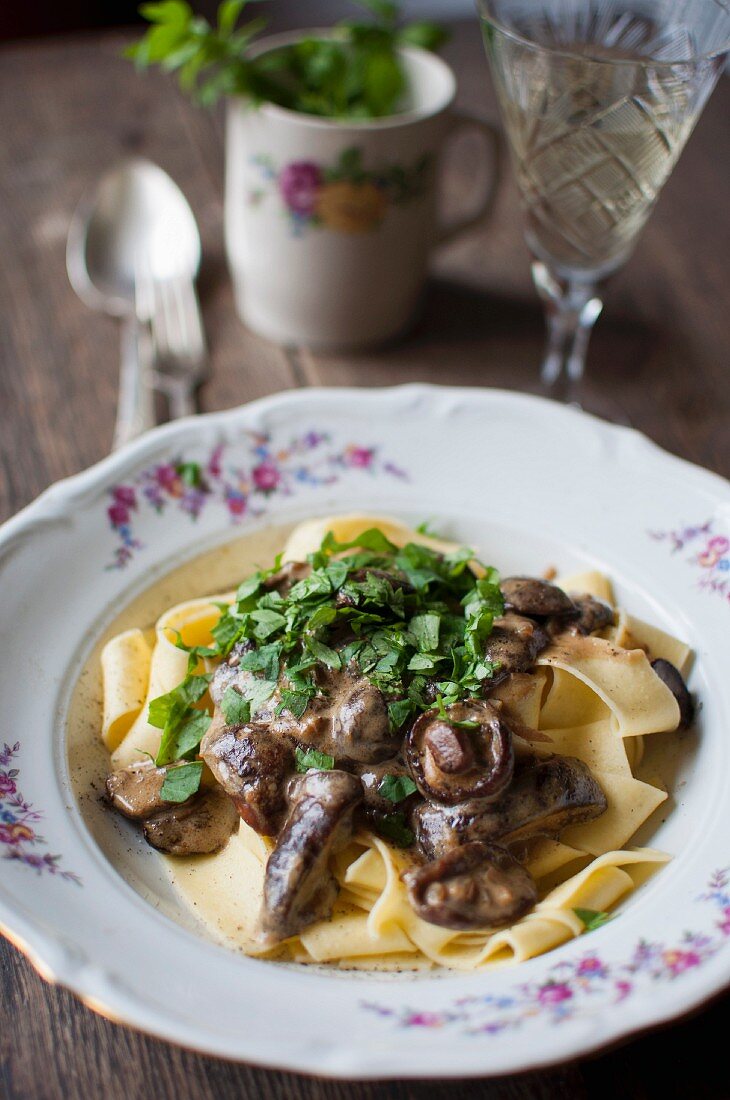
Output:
66,158,203,449
67,158,202,315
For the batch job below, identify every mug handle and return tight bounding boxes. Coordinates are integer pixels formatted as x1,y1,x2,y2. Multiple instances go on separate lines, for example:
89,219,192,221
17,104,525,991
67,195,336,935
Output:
436,109,504,247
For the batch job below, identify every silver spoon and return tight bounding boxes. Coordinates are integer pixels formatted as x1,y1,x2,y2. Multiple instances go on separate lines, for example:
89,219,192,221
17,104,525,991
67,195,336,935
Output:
66,158,202,449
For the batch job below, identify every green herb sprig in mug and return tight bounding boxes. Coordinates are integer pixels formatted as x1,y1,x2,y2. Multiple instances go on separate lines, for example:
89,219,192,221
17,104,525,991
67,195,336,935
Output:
128,0,448,116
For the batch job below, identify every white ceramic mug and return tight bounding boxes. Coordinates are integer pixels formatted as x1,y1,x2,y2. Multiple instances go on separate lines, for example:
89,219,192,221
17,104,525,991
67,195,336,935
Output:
225,32,502,351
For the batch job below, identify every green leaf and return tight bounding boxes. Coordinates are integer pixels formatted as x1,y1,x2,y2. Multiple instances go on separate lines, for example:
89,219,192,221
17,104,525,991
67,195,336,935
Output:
148,674,210,729
409,612,440,653
295,746,335,773
218,0,246,35
250,608,286,640
378,774,417,803
160,761,203,803
388,697,415,732
574,908,613,932
322,528,397,556
239,642,282,681
176,461,202,487
157,711,211,766
398,21,449,52
374,811,414,848
139,0,193,26
221,686,251,725
242,677,278,714
305,638,342,670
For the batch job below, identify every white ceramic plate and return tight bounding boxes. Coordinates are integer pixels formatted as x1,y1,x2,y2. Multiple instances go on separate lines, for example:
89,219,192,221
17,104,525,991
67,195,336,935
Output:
1,385,729,1079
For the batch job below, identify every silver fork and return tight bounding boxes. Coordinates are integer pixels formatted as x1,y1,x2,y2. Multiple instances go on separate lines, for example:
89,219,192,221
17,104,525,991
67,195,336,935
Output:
150,275,208,419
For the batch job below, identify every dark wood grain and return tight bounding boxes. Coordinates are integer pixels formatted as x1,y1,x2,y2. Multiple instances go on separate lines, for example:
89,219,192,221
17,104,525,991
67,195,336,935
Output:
0,20,728,1100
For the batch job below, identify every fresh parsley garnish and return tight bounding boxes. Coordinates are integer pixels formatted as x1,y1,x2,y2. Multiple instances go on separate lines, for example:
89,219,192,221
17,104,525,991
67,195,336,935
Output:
573,908,613,932
378,774,417,803
221,686,251,726
160,760,204,803
374,811,414,848
128,1,448,116
146,524,504,790
295,747,335,773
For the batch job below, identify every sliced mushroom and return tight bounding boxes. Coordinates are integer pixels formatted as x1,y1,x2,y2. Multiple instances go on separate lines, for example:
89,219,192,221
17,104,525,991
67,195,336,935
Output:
482,614,549,686
143,787,239,856
405,700,513,806
403,841,537,930
259,770,362,944
271,669,398,765
549,593,616,637
651,659,694,729
200,717,294,835
501,577,576,618
413,754,607,859
105,759,169,819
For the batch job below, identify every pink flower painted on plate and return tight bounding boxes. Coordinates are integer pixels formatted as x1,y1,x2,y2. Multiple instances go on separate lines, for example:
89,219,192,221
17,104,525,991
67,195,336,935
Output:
662,949,702,975
105,434,408,569
345,445,374,469
107,503,130,527
576,956,604,977
252,461,281,493
279,162,323,216
537,982,573,1005
0,773,17,795
225,492,247,517
156,464,181,493
404,1012,444,1028
112,486,136,509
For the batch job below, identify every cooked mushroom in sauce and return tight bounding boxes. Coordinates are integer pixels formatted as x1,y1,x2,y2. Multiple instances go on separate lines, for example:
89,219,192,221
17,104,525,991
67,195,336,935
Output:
259,770,362,943
107,528,678,945
404,841,538,930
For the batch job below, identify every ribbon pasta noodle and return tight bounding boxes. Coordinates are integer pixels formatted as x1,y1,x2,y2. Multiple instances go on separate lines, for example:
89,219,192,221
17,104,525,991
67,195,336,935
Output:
100,516,690,971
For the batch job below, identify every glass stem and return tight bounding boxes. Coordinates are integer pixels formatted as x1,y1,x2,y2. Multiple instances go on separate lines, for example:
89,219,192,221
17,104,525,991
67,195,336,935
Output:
532,261,604,402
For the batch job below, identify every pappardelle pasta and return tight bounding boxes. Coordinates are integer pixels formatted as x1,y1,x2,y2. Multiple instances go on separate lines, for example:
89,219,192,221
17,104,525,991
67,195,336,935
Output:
100,516,694,971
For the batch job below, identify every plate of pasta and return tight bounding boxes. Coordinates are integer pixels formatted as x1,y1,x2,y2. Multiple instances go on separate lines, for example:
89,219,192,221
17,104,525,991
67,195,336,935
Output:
0,384,728,1078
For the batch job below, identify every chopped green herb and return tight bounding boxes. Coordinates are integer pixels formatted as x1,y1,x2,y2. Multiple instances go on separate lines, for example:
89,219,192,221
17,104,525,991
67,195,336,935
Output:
295,747,335,773
409,611,440,653
160,761,203,803
374,811,414,848
378,774,418,803
148,674,211,729
573,908,613,932
221,686,251,725
387,697,415,732
157,710,211,766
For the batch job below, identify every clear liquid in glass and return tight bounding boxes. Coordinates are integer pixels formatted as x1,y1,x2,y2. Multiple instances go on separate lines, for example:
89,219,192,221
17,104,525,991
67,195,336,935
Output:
482,14,727,277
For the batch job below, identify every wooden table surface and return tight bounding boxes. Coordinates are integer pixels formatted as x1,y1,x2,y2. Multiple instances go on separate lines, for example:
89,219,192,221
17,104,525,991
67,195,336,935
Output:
1,20,729,1100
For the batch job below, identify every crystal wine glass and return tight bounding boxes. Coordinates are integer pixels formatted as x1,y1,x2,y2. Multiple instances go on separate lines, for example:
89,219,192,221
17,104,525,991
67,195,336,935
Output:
477,0,730,410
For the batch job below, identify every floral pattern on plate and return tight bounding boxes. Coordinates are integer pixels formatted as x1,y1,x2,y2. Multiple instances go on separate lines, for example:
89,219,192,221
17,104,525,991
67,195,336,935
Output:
362,868,730,1034
0,743,80,885
248,146,433,235
650,520,730,603
106,431,408,569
